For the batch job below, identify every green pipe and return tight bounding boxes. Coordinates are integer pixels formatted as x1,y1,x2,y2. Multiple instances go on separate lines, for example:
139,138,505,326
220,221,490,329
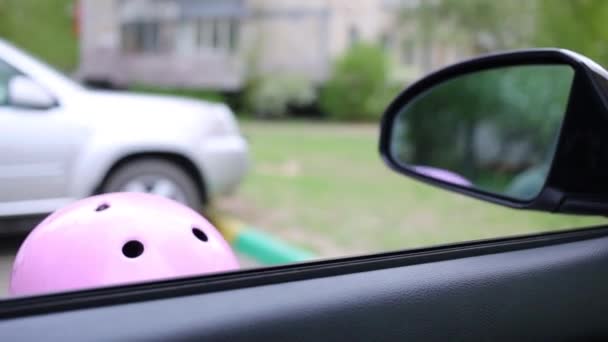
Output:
234,227,315,265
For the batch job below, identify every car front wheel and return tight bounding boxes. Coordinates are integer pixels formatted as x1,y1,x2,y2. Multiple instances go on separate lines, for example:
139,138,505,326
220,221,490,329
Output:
101,159,204,210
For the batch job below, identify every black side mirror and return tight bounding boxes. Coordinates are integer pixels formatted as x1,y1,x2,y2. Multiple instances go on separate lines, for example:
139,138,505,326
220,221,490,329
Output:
380,49,608,216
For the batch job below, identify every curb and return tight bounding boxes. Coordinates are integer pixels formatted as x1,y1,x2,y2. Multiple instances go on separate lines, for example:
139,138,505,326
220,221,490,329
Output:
208,214,316,265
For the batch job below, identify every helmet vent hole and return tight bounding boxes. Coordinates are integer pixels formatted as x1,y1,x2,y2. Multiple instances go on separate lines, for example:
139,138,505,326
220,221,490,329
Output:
192,228,208,242
95,203,110,212
122,240,144,258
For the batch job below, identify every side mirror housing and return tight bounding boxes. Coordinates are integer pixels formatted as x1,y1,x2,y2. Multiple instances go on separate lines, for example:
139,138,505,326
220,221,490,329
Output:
8,75,57,109
379,49,608,216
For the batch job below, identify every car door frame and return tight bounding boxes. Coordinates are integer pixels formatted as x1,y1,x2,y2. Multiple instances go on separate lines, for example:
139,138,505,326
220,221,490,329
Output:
1,223,608,340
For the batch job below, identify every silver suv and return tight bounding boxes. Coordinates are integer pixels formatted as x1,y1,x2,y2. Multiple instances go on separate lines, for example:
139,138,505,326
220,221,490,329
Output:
0,39,249,217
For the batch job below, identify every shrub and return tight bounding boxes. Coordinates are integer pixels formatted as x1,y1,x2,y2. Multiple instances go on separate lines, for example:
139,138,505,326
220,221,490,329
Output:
320,43,393,121
244,74,316,118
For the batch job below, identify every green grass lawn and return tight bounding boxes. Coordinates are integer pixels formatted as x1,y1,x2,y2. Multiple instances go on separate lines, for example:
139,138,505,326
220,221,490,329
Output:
0,0,78,72
219,120,606,258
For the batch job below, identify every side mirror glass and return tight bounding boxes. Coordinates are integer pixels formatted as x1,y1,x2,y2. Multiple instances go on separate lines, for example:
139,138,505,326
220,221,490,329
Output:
380,49,608,215
8,75,56,109
389,64,573,201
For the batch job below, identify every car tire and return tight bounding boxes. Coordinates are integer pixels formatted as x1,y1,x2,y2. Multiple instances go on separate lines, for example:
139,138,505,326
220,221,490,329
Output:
101,159,204,210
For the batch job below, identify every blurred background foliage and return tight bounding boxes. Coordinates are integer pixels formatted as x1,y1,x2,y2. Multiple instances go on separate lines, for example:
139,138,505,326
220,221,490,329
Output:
535,0,608,65
402,0,535,57
243,74,316,119
319,43,397,121
1,0,608,120
407,0,608,65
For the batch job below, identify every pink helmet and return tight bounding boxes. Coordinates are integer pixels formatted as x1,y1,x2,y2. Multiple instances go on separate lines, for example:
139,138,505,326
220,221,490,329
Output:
10,193,239,296
413,166,472,187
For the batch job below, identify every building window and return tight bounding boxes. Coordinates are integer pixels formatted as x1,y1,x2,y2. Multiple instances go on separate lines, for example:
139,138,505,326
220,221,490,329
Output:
401,39,416,65
196,20,213,49
228,19,239,52
381,33,393,51
196,18,239,53
206,18,239,53
212,19,221,49
122,22,160,53
176,21,196,55
349,25,360,47
122,21,176,54
122,18,239,55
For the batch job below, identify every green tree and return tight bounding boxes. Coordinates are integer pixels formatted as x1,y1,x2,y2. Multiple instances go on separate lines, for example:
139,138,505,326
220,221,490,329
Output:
403,0,608,66
535,0,608,66
400,0,535,70
320,43,393,121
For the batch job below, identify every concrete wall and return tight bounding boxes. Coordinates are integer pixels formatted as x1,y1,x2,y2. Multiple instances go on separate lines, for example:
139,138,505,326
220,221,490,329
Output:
243,0,330,81
78,0,244,89
78,0,122,83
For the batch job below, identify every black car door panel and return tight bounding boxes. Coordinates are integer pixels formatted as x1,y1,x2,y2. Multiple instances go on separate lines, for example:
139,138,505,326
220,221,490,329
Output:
1,226,608,341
